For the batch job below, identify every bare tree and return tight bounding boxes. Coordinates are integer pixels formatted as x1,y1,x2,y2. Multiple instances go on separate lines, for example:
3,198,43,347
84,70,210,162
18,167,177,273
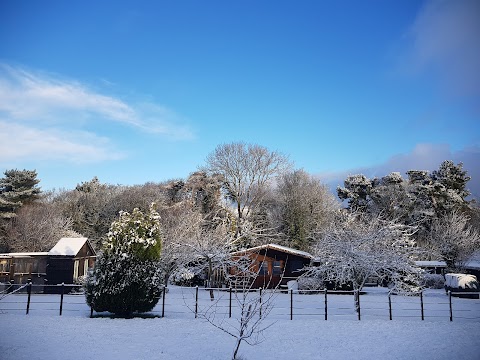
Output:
172,207,236,289
197,253,279,360
5,203,79,252
427,210,480,270
304,212,423,316
274,169,339,251
205,142,290,246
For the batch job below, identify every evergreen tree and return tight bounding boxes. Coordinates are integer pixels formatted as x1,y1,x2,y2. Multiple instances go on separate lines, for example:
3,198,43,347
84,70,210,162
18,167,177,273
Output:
0,169,41,219
85,204,163,317
337,174,374,212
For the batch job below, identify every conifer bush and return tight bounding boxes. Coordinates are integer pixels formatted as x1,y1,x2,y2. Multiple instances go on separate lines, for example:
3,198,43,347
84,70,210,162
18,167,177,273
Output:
85,204,163,317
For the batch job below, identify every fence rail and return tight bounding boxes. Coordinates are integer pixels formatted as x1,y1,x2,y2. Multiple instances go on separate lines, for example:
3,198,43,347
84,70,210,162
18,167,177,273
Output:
1,283,479,322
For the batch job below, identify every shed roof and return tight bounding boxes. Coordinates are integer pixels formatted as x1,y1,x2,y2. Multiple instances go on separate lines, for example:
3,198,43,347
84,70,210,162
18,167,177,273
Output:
415,261,447,267
48,237,92,256
0,252,49,257
232,244,314,259
465,251,480,270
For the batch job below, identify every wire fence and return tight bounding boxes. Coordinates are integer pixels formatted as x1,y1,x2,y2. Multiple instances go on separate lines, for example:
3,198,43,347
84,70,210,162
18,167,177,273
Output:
1,283,479,322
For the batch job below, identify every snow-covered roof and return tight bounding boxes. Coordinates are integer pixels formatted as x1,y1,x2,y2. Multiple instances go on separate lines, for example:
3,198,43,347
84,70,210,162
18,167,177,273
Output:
48,237,90,256
0,252,49,257
415,261,447,267
464,251,480,270
232,244,314,259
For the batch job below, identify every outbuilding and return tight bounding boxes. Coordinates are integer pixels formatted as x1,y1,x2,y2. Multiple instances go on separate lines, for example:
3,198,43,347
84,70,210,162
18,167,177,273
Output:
230,244,313,289
0,237,96,293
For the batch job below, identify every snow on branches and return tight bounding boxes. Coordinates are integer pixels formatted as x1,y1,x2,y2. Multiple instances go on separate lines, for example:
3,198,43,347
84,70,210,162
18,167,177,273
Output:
305,212,423,297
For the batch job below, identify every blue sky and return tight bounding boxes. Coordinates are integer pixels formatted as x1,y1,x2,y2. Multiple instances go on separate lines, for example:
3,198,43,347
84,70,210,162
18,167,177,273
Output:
0,0,479,197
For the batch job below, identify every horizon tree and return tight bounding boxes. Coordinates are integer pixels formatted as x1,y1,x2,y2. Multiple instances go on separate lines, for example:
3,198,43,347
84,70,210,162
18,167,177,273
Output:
204,142,291,247
0,169,41,220
274,169,339,252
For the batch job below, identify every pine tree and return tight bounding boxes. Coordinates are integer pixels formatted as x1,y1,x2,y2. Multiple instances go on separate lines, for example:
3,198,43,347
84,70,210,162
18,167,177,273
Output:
0,169,41,219
85,204,163,317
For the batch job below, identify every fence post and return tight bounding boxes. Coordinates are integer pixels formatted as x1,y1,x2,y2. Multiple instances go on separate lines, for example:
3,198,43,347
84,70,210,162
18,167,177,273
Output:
420,291,424,321
162,286,166,318
195,286,199,319
290,289,293,320
324,288,328,321
388,294,392,320
356,290,361,321
60,283,65,316
229,287,232,318
26,280,32,315
259,288,262,319
449,291,453,322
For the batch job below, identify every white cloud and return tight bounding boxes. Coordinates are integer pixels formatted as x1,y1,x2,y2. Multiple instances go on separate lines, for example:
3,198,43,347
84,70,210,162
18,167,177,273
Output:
0,64,194,164
405,0,480,103
0,65,136,124
0,121,125,164
0,64,194,135
318,143,480,199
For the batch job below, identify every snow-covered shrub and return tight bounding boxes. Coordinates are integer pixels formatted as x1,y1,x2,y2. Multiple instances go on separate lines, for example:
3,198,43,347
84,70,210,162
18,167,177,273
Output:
297,276,324,293
170,266,204,287
422,273,445,289
85,204,163,317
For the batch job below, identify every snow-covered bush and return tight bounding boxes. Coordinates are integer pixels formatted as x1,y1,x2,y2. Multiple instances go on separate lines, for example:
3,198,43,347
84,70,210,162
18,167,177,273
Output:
85,204,163,317
297,276,324,293
422,273,445,289
170,266,204,287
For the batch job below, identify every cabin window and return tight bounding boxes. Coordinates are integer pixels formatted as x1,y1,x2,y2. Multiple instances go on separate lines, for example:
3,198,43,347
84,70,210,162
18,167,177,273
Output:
288,260,304,273
259,261,269,275
84,259,89,276
73,260,79,280
0,261,6,273
273,261,282,275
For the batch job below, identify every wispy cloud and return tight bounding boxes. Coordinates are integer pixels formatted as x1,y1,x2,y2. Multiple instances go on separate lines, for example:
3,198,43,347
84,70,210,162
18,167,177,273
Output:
0,120,125,164
318,143,480,199
402,0,480,105
0,64,194,165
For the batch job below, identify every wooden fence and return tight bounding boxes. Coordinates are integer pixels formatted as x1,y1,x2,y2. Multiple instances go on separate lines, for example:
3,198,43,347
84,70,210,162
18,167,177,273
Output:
1,283,479,321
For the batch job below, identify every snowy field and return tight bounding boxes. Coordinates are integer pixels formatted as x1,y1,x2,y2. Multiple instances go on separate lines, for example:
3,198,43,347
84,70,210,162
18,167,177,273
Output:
1,286,480,360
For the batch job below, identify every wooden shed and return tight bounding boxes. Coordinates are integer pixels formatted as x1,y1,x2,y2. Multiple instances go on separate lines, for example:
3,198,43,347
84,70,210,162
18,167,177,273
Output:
47,237,96,288
0,237,96,293
0,252,49,291
230,244,313,289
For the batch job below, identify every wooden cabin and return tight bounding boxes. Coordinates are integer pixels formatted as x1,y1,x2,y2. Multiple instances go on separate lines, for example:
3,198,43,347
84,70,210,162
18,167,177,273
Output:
0,237,96,293
230,244,313,289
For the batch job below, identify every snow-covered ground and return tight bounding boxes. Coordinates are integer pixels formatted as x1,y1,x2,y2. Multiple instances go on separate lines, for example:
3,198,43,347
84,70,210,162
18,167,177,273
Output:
1,286,479,360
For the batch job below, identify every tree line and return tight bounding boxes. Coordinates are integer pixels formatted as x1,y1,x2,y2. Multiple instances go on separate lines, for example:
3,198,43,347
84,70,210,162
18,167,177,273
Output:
0,141,479,282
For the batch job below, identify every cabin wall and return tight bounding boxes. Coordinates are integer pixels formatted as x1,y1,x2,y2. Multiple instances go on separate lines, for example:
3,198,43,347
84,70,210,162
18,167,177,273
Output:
230,250,310,289
0,256,48,292
45,257,74,293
